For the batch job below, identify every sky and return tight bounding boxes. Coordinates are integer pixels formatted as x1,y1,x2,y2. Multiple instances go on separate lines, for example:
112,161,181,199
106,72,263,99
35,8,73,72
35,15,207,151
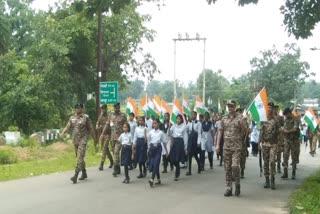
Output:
32,0,320,86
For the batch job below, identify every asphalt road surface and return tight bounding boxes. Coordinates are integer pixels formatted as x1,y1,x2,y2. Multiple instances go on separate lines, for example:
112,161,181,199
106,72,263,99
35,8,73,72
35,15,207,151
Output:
1,144,319,214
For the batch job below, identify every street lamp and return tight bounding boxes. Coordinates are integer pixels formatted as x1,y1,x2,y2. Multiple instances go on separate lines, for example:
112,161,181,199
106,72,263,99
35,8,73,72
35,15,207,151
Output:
310,47,320,51
173,33,207,99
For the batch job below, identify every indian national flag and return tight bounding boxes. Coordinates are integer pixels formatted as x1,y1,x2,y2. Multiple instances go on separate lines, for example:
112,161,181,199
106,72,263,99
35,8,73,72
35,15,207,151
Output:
170,98,183,124
139,94,148,114
194,96,207,115
152,95,162,116
182,96,191,116
160,99,171,123
248,87,268,122
147,98,159,118
292,108,297,116
304,107,318,131
126,97,138,117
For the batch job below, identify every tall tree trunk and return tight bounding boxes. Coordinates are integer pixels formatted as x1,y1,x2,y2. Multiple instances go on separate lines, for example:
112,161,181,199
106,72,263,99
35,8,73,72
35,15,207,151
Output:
96,9,103,118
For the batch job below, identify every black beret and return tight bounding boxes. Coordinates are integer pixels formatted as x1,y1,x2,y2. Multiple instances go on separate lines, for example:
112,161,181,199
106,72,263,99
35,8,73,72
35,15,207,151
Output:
74,103,84,108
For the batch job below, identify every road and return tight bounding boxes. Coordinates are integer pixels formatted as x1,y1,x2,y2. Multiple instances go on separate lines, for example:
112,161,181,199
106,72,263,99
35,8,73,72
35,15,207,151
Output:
1,144,319,214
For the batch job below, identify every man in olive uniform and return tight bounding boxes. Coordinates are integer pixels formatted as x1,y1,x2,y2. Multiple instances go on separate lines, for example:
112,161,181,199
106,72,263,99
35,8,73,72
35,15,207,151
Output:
97,104,114,170
236,108,249,179
274,105,284,173
307,124,320,156
216,100,247,197
100,102,127,176
61,103,96,184
282,108,300,179
259,102,278,190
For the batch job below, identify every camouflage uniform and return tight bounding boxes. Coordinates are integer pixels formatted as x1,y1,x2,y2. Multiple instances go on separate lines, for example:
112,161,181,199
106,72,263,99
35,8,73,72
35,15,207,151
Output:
221,112,245,194
275,116,284,172
282,116,299,178
260,116,277,189
240,118,248,178
66,113,93,173
308,125,319,156
97,112,113,164
107,111,127,172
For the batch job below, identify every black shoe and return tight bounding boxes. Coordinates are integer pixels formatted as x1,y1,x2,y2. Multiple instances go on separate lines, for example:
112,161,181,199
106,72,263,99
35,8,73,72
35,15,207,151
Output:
108,161,114,169
224,189,232,197
70,171,79,184
148,179,154,187
78,169,87,180
235,185,240,196
155,179,161,185
98,162,104,171
123,178,130,184
174,176,179,181
281,169,288,179
264,177,270,188
162,169,167,173
137,174,143,179
240,169,244,179
186,171,192,176
291,170,296,180
271,176,276,190
170,166,174,171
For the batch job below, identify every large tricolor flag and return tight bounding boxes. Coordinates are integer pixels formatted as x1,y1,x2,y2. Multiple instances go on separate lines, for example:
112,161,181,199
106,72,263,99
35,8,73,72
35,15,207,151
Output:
139,94,148,115
126,97,138,117
194,96,207,115
147,98,159,118
304,107,318,131
182,96,191,116
170,98,183,124
152,95,162,116
248,87,268,122
160,99,171,123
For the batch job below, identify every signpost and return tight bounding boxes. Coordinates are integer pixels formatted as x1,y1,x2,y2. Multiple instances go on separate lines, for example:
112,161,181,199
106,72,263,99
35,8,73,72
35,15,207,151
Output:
100,81,119,105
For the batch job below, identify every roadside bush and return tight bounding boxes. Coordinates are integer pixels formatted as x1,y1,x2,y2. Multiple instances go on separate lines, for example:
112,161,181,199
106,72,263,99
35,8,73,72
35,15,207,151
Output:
0,148,18,164
7,126,19,132
17,137,39,148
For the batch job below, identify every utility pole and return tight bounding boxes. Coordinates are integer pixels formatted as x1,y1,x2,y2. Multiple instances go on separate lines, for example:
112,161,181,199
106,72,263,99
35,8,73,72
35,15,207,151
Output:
172,33,207,100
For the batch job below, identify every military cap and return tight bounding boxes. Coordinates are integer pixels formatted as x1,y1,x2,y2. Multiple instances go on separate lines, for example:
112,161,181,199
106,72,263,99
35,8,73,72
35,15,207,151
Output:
113,102,120,107
100,104,107,109
268,102,274,107
74,103,83,108
283,107,292,115
226,100,236,106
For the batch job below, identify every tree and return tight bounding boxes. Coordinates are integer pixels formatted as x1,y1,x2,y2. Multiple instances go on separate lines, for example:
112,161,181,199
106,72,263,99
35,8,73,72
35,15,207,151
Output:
248,43,312,106
206,0,320,39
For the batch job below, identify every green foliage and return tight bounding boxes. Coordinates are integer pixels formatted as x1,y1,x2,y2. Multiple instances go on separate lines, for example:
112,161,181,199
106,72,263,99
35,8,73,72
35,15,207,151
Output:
0,148,18,165
289,169,320,214
7,126,19,132
17,137,38,148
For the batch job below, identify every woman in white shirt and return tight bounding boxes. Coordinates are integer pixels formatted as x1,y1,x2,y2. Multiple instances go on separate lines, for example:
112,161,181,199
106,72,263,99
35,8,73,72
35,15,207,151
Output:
133,116,148,178
118,123,134,184
170,114,188,181
161,112,173,173
147,118,168,187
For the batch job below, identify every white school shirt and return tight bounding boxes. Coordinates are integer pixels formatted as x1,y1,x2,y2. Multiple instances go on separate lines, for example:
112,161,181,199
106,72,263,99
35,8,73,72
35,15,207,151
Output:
147,129,165,146
146,118,153,132
128,120,137,138
133,126,147,145
186,120,202,145
170,123,188,151
118,132,133,146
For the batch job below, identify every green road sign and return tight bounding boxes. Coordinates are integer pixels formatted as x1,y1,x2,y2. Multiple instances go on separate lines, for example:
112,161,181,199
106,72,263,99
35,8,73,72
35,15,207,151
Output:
100,81,119,104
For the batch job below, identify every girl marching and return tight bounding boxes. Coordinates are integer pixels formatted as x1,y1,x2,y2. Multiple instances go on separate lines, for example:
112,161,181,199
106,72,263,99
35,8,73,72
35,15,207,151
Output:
133,116,148,178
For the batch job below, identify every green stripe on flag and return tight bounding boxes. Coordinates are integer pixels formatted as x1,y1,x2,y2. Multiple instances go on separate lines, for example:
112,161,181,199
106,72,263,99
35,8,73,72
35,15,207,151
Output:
248,101,260,122
305,116,316,131
183,106,191,116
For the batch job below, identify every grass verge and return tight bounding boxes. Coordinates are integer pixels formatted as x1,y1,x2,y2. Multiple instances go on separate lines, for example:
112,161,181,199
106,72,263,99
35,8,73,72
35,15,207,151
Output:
289,169,320,214
0,140,103,182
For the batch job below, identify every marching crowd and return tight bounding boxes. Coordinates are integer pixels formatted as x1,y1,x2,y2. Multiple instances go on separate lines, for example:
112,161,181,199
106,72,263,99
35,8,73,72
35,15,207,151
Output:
60,100,320,197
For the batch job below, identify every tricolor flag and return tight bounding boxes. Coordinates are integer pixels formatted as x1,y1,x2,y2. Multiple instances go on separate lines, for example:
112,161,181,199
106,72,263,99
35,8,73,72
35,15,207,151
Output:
170,98,183,124
147,98,159,118
152,95,162,115
292,108,297,116
139,94,148,114
248,87,268,122
304,107,318,131
182,96,191,116
194,96,207,115
126,97,138,117
160,99,171,123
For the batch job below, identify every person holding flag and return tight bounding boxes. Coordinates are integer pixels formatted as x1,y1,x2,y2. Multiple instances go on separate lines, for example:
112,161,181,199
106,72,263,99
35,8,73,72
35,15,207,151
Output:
304,107,320,157
259,102,278,190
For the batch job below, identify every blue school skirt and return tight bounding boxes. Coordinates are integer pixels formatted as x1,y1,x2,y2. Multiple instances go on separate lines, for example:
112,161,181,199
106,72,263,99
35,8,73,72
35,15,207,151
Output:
149,143,162,172
188,132,199,156
170,137,185,163
121,145,132,166
135,138,147,163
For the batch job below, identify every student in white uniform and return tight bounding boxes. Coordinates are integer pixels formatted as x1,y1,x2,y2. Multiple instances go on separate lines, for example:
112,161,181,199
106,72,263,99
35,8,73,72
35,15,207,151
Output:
170,114,188,181
200,112,215,170
118,123,134,184
160,112,174,173
147,119,168,187
133,116,148,178
128,113,137,169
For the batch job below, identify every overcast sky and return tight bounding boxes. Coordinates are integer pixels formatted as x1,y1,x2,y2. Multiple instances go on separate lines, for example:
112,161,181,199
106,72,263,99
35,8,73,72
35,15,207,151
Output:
33,0,320,85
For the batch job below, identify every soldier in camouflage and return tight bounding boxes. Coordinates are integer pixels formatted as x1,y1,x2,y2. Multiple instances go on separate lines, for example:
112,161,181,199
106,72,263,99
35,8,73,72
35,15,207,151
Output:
97,104,114,170
259,102,278,190
307,124,320,156
216,100,247,197
281,108,300,180
274,105,284,173
61,103,96,184
100,102,127,176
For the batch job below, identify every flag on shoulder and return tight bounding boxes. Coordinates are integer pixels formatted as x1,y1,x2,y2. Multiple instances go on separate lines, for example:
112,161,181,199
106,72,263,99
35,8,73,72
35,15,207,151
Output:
248,87,268,122
126,97,138,117
170,98,183,124
304,107,318,131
